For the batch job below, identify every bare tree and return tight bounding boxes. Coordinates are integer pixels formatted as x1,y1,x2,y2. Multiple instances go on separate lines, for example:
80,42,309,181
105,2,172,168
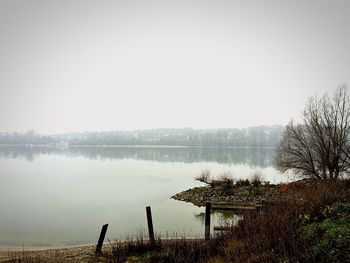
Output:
276,85,350,180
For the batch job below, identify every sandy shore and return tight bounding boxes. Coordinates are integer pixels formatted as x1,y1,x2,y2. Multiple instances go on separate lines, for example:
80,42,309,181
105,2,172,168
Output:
0,245,99,263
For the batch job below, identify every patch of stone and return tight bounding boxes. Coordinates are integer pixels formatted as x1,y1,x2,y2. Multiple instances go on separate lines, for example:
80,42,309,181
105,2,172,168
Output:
171,184,285,207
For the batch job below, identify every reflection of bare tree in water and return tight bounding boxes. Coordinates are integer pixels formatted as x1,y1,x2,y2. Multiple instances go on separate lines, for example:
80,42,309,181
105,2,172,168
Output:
0,146,277,167
194,210,241,227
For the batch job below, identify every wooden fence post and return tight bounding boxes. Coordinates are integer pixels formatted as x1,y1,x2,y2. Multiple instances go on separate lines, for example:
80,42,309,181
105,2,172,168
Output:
205,202,211,240
95,223,109,254
146,206,155,246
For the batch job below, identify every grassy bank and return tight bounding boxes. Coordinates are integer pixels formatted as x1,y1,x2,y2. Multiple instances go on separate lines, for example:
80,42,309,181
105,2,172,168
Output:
210,180,350,262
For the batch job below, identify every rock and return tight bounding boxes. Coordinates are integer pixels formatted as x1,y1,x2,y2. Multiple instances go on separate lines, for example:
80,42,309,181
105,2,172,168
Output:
171,184,287,207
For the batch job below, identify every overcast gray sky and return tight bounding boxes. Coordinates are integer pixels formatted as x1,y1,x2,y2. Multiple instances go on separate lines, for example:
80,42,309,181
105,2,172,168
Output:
0,0,349,133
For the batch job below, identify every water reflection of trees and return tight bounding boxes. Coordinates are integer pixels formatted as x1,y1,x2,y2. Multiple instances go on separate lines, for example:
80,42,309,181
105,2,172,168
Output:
0,146,52,162
0,146,276,167
194,210,242,226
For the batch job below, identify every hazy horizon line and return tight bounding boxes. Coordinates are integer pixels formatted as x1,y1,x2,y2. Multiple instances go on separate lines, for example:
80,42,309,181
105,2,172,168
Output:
0,124,287,135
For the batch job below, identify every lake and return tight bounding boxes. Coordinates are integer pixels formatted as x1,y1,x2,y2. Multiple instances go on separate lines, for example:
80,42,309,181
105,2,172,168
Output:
0,146,292,249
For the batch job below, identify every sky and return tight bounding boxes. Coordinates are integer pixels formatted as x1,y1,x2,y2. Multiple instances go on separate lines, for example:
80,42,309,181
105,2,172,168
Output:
0,0,349,134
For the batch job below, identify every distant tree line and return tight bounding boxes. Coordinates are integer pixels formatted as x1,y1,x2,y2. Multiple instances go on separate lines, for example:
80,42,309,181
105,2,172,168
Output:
0,130,55,145
0,126,284,148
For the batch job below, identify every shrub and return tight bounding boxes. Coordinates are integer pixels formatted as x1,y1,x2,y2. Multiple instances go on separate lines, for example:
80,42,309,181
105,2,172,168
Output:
210,172,234,189
302,180,350,218
302,203,350,262
279,180,307,193
251,171,264,187
235,179,250,187
195,169,211,184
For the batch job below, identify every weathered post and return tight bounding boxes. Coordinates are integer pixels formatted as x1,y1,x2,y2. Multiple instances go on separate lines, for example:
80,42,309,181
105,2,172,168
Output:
146,206,155,246
95,223,109,254
205,202,211,240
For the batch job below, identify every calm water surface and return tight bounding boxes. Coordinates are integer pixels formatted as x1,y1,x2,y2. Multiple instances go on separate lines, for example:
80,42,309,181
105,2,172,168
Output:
0,146,292,248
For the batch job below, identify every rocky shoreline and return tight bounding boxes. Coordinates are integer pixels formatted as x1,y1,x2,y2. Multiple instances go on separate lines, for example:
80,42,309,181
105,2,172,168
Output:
171,184,287,207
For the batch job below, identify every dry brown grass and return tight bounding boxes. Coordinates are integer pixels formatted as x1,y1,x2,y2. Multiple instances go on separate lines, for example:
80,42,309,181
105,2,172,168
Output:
195,169,211,184
213,179,350,262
